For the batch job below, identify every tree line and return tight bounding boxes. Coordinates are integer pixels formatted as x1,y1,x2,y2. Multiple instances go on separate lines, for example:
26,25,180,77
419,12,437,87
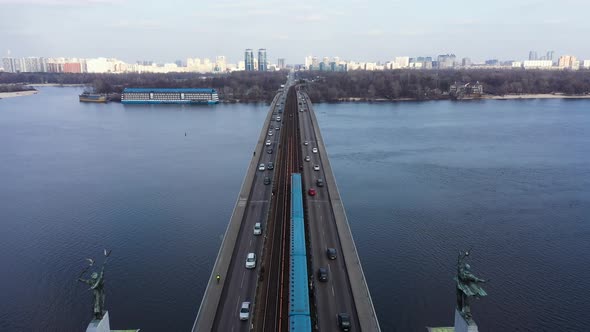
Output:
298,69,590,102
0,83,36,93
0,71,288,102
2,69,590,103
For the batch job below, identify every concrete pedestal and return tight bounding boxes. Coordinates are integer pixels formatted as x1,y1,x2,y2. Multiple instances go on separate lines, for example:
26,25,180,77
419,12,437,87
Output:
86,311,111,332
454,309,478,332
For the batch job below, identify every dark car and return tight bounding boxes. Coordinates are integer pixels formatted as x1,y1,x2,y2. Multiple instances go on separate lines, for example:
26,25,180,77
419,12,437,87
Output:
337,313,351,331
327,248,337,260
316,178,324,187
264,177,271,185
267,148,273,154
267,162,274,170
318,267,328,282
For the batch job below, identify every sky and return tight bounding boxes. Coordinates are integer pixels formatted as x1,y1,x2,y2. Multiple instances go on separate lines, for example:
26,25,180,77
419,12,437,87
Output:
1,0,589,64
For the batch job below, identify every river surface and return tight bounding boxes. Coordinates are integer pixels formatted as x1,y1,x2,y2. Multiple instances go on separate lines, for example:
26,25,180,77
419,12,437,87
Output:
0,87,589,331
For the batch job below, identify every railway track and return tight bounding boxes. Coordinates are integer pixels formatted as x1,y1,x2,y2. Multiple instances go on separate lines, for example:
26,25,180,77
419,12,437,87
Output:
256,86,301,332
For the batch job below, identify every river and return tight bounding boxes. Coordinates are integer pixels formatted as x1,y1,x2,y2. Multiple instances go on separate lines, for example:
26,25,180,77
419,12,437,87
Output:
0,87,589,331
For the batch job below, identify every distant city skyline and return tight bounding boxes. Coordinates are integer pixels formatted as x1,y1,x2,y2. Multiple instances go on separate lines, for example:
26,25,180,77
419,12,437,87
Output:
1,0,589,63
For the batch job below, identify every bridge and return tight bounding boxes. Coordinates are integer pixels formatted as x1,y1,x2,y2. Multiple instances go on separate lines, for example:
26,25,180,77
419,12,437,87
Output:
192,75,380,332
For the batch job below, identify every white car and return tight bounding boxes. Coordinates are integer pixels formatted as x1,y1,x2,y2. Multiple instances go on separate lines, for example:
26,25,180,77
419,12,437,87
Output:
239,301,251,321
268,132,273,136
304,141,309,146
266,140,271,146
253,222,262,235
258,163,265,171
314,165,320,171
304,156,311,162
312,147,318,153
245,253,256,269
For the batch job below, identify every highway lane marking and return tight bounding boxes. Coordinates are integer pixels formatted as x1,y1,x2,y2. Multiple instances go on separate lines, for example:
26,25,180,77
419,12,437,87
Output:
236,297,241,314
331,284,335,297
240,271,246,289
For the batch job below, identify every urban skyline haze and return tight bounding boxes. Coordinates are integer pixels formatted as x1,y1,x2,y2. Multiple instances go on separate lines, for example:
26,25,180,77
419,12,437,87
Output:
1,0,589,63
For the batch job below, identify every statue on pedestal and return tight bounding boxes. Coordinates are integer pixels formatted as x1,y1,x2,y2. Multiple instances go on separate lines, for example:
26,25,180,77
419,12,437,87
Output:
455,250,487,320
78,249,111,320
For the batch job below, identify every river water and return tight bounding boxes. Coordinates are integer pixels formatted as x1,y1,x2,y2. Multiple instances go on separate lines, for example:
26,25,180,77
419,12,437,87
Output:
0,87,589,331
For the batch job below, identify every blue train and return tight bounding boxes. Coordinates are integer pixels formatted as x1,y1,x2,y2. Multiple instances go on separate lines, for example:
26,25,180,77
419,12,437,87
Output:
289,173,312,331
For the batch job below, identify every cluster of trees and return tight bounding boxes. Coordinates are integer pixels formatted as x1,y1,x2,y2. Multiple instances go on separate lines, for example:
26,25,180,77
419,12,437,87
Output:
3,69,590,103
298,69,590,102
0,71,288,102
0,83,36,93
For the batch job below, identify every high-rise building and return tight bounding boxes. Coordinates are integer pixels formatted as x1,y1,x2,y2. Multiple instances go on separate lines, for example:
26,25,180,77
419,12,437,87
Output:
558,55,579,69
462,58,472,67
546,50,555,61
304,56,313,70
277,58,285,69
215,56,227,72
437,54,456,69
529,51,538,60
1,57,18,72
258,49,267,71
394,56,410,68
245,49,254,71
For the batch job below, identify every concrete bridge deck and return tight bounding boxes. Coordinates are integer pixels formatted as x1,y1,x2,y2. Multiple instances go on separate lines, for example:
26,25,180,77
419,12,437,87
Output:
192,78,380,331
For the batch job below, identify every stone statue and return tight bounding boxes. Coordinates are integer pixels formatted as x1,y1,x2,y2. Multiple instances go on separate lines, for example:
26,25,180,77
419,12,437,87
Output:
455,250,487,320
78,249,111,320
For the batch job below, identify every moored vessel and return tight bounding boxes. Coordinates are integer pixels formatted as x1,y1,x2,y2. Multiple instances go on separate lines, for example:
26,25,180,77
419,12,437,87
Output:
121,88,219,104
79,92,107,103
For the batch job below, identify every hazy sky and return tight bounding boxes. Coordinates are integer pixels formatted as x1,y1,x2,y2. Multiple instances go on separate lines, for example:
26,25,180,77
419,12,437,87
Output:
1,0,589,64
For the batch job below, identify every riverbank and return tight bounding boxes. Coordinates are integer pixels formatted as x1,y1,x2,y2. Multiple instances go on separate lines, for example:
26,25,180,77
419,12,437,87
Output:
29,83,85,87
0,90,38,99
331,93,590,103
484,93,590,100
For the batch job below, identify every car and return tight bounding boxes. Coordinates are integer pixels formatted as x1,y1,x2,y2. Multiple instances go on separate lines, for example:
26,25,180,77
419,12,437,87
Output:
275,127,280,130
276,116,281,121
245,253,256,269
266,140,271,146
268,131,273,136
327,248,337,260
253,222,262,235
316,178,324,187
267,148,273,154
314,165,320,171
267,162,274,170
304,141,309,146
308,188,316,196
258,163,265,171
337,313,351,331
304,156,311,162
318,267,328,282
264,176,271,185
239,301,251,321
312,147,318,153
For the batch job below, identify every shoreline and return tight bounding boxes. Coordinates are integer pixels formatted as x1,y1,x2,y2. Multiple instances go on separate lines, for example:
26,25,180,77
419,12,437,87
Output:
0,90,39,99
482,93,590,100
332,93,590,103
29,83,86,87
